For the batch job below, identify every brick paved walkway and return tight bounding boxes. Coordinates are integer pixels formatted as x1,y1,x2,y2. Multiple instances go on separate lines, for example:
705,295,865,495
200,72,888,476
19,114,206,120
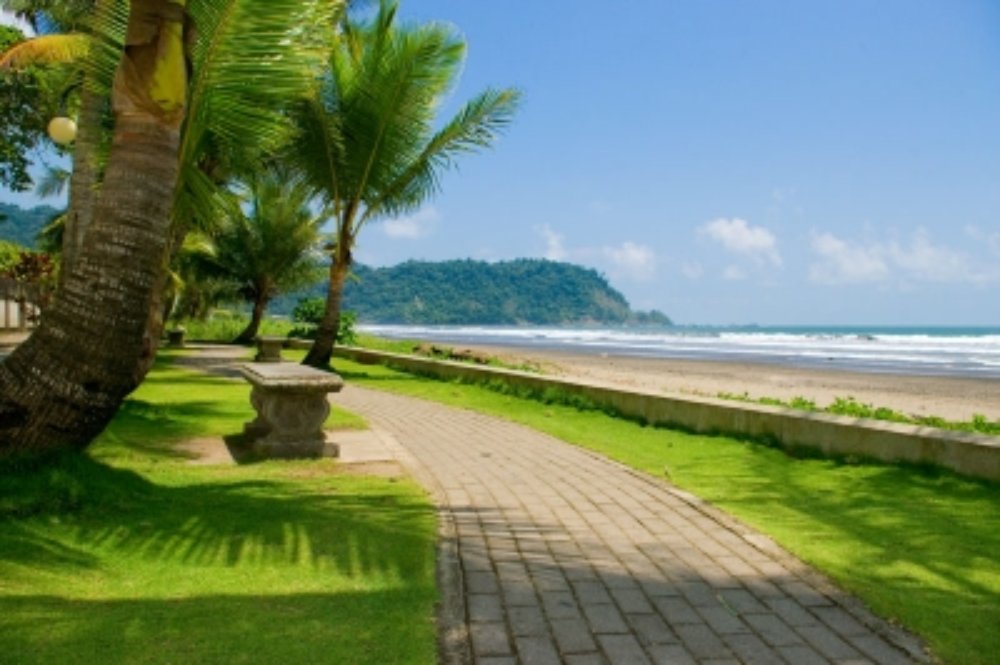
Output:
333,386,928,665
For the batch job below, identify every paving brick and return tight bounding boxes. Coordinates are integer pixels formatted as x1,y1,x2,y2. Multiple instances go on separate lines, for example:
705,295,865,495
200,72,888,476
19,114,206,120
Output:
550,617,597,653
507,604,548,637
848,634,916,665
598,569,643,590
477,658,517,665
466,570,500,594
777,644,831,665
813,606,871,637
717,588,768,614
596,634,652,664
514,635,562,665
764,596,821,627
468,593,504,623
696,606,750,635
611,587,654,614
743,612,804,647
672,624,733,660
564,654,607,665
653,596,703,625
648,644,697,665
469,621,511,657
582,602,630,634
541,590,581,620
797,624,864,660
677,580,719,607
741,577,785,600
573,579,613,605
502,585,538,607
721,632,783,664
781,579,834,607
639,577,681,599
626,612,677,646
532,570,571,593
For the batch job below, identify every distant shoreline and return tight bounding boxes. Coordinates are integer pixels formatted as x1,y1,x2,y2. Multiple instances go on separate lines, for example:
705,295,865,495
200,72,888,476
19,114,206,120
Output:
452,343,1000,423
359,323,1000,380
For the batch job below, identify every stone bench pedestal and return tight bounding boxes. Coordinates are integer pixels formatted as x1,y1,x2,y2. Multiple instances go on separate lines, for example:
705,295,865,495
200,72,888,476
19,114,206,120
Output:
166,328,186,348
255,336,286,362
228,362,344,459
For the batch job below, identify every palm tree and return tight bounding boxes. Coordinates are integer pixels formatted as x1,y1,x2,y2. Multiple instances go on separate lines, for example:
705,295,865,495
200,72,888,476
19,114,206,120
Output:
0,0,340,457
292,0,520,368
190,168,325,344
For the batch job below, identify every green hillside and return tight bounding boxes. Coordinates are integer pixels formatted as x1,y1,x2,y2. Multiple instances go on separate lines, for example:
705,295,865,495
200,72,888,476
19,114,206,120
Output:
0,203,59,248
281,259,671,325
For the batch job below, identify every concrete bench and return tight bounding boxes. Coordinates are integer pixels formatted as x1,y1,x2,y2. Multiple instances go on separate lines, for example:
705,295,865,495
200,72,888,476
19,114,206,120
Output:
229,362,344,459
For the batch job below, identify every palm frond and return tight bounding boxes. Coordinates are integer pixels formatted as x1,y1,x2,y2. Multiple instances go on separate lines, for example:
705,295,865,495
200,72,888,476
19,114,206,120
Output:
80,0,127,98
175,0,342,237
0,33,90,69
329,3,466,217
173,161,242,235
182,0,340,162
288,93,345,209
364,86,521,221
35,166,71,199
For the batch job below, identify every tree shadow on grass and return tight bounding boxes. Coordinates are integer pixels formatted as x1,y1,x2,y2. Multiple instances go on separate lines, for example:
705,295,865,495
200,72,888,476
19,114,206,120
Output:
0,455,437,663
701,439,1000,648
100,399,246,460
0,456,433,579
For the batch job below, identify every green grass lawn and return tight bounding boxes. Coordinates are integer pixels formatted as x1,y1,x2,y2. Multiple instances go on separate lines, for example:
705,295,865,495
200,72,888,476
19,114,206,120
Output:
330,355,1000,665
0,352,437,665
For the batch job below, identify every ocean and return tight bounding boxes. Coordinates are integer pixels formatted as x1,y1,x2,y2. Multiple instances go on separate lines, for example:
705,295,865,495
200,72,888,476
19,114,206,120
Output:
358,324,1000,379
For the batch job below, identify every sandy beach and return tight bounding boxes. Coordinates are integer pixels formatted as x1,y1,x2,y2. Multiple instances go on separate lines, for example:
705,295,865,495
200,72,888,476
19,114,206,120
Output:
462,344,1000,422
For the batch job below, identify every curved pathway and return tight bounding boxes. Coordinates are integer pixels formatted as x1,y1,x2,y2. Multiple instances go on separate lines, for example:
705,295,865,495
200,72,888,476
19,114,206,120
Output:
333,385,928,665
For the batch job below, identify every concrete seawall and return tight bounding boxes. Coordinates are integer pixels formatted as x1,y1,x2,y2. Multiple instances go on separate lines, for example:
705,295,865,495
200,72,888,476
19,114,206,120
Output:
331,346,1000,482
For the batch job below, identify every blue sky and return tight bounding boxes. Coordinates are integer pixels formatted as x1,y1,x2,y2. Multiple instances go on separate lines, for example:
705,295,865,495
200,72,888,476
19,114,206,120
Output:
3,2,1000,325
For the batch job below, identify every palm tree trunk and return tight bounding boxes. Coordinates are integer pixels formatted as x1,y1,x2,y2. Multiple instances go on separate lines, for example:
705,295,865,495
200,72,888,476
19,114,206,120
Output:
58,84,103,286
0,113,180,455
303,258,350,368
235,295,267,345
0,0,187,457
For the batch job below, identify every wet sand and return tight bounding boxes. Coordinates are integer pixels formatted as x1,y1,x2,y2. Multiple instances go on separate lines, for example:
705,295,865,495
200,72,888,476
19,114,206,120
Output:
462,344,1000,422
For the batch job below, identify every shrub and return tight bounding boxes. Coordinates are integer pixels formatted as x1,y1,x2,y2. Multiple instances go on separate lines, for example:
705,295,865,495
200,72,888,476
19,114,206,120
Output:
289,297,357,345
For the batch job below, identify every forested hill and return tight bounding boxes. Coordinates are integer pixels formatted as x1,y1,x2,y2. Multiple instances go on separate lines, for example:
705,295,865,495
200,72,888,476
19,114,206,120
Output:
0,203,59,248
333,259,672,325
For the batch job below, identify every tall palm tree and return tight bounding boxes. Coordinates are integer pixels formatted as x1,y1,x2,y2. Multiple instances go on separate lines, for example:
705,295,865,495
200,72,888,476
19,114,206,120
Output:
190,168,325,344
292,0,520,368
0,0,340,457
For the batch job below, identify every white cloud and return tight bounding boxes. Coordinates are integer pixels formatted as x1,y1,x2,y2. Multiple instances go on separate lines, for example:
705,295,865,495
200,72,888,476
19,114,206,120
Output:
603,241,657,281
965,225,1000,256
382,207,440,239
887,231,982,283
700,217,782,267
537,224,567,261
809,229,997,286
534,227,657,281
809,233,889,284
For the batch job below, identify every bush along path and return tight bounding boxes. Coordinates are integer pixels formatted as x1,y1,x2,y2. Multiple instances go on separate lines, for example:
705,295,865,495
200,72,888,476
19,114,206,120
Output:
332,385,931,665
